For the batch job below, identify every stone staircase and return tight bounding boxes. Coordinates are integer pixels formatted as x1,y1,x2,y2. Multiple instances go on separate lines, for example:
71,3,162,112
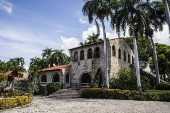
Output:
47,89,80,99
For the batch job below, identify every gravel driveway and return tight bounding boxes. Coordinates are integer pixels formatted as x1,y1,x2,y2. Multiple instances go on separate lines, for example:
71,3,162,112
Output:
1,96,170,113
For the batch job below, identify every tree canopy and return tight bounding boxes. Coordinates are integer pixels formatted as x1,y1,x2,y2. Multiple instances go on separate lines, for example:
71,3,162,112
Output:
0,57,26,73
29,48,70,75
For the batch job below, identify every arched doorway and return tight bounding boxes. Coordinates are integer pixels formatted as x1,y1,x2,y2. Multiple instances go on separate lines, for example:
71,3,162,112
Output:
80,73,91,86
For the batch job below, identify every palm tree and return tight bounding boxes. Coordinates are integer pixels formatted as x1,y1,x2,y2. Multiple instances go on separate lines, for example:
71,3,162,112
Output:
111,0,166,89
111,0,146,91
163,0,170,30
140,0,166,85
42,48,53,59
50,49,70,66
82,0,112,88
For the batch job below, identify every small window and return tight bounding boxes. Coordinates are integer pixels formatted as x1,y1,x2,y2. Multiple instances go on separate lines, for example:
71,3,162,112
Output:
112,45,116,56
53,73,60,82
128,54,130,63
80,50,84,60
118,48,121,59
74,51,78,61
87,48,93,59
94,47,100,58
124,51,126,62
41,75,47,82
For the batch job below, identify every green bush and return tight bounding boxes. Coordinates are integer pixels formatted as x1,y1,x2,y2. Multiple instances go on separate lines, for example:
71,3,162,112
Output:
156,83,170,90
0,93,32,109
47,83,61,95
0,73,7,82
110,68,137,90
110,68,157,90
81,88,170,102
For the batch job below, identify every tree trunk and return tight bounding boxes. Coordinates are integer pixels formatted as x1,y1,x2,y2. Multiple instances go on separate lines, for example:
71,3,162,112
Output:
164,0,170,31
133,38,142,91
148,37,160,85
101,19,109,88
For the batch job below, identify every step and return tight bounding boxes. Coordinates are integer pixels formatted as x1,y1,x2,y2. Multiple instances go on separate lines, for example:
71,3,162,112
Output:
47,89,80,99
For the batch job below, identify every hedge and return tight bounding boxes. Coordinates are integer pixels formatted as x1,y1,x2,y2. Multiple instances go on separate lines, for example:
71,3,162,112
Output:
80,88,170,102
0,93,32,109
156,83,170,90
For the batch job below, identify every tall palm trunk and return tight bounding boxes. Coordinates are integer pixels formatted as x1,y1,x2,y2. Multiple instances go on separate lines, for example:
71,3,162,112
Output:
148,37,160,85
164,0,170,30
133,38,142,91
101,19,109,88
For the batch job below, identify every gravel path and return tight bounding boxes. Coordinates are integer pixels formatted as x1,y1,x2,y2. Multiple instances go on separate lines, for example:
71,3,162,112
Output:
1,96,170,113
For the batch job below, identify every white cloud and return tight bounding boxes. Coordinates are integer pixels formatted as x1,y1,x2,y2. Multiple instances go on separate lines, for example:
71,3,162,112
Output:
0,0,13,14
82,25,119,41
82,24,170,46
60,36,80,55
0,26,60,69
79,17,88,24
153,25,170,45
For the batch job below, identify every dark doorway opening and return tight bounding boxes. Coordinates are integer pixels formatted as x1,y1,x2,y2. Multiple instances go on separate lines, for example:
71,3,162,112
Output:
80,73,91,84
65,73,70,83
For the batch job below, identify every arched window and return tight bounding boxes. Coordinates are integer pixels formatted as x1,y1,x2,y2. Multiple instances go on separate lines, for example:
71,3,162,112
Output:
128,54,131,63
118,48,121,59
94,47,100,58
112,45,116,56
41,75,47,82
53,73,60,82
87,48,93,59
74,51,78,61
124,50,126,62
80,50,84,60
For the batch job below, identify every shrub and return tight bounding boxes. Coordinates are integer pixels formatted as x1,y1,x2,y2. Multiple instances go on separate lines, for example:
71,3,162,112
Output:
39,83,61,96
110,68,137,90
81,88,170,102
0,93,32,109
156,83,170,90
47,83,61,95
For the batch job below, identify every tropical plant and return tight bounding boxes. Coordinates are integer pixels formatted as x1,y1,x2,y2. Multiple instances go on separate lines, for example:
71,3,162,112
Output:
0,57,26,73
81,33,103,46
151,44,170,82
163,0,170,29
137,0,166,85
29,49,70,75
111,0,144,91
110,0,166,90
82,0,113,88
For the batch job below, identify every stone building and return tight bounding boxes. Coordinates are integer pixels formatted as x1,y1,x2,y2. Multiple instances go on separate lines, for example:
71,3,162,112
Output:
38,38,134,89
69,38,134,88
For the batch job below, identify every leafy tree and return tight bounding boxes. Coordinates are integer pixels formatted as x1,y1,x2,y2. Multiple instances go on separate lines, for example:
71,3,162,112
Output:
29,49,70,75
0,57,26,73
153,44,170,82
81,33,103,45
29,57,47,75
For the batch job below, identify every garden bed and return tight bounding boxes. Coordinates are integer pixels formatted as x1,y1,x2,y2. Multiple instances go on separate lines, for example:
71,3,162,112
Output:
0,93,32,110
80,88,170,102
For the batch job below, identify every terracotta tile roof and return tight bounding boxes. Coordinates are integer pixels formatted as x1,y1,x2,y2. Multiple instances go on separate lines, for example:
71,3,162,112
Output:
39,64,71,72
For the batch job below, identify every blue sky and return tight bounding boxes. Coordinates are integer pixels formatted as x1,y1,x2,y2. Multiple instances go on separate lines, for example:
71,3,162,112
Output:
0,0,170,69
